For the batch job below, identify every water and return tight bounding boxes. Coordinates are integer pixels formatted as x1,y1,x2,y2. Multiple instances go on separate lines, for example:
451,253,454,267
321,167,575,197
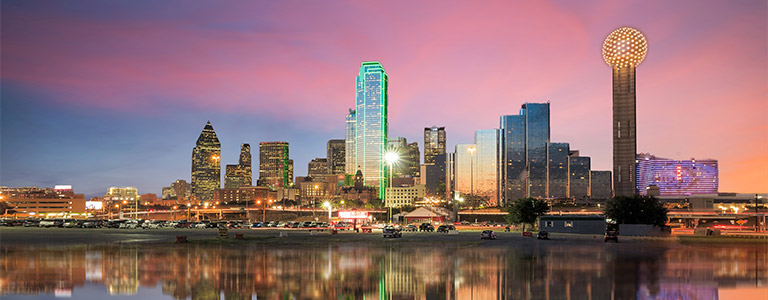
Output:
1,242,766,300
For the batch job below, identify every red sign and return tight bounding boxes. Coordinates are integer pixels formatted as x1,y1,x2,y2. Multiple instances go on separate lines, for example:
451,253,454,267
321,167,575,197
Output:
338,211,369,219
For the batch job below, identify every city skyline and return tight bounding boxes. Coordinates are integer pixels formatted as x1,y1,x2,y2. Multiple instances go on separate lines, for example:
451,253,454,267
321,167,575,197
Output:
2,1,766,197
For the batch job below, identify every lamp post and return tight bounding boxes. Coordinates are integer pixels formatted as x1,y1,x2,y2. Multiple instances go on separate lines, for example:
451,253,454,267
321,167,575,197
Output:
384,151,400,224
468,146,476,209
313,185,319,218
323,201,331,222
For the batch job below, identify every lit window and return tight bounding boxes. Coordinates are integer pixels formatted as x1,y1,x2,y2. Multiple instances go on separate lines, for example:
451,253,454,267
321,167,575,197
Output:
565,221,573,227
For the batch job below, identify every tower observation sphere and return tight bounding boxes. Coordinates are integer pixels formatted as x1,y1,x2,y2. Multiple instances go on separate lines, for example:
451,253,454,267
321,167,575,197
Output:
602,27,648,68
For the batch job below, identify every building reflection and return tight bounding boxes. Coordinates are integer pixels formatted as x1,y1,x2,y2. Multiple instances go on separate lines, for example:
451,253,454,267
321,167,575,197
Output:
1,243,766,299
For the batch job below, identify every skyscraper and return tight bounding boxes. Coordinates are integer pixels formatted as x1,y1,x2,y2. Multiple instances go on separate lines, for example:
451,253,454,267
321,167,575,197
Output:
354,61,389,199
327,139,346,175
603,27,648,196
474,129,499,206
499,103,550,203
547,142,570,198
424,126,446,164
569,153,591,199
344,109,356,175
225,144,252,189
406,142,420,177
590,171,613,199
258,142,292,189
191,121,221,201
308,158,329,179
454,144,475,196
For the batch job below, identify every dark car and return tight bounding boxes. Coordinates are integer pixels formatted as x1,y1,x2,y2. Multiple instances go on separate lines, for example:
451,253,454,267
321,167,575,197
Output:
605,230,619,243
537,231,550,240
436,225,456,233
382,226,402,238
481,230,497,240
419,223,434,232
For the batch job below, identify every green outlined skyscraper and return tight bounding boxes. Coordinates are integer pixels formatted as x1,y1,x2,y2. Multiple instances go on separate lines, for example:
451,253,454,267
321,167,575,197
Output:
354,61,389,199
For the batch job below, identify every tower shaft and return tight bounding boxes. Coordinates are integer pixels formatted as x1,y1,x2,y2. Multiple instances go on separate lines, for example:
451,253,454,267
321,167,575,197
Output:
612,66,637,196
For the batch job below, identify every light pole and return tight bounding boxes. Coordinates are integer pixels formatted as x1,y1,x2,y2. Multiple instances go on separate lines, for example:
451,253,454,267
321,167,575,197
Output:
384,151,400,224
323,201,331,222
468,146,476,209
313,185,319,218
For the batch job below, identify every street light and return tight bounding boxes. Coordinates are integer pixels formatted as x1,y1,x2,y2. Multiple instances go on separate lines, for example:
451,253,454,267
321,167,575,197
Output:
323,201,331,222
384,151,400,223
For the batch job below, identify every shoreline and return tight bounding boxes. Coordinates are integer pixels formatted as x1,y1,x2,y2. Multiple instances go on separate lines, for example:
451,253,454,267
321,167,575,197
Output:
1,227,764,248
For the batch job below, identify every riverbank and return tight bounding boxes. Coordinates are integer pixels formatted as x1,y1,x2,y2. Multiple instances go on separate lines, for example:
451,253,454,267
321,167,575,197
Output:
1,227,764,248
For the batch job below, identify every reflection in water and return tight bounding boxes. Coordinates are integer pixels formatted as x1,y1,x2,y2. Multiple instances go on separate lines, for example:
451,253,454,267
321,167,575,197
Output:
1,243,766,299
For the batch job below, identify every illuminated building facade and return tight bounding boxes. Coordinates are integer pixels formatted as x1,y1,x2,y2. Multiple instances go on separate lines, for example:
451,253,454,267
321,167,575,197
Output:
453,144,475,197
569,154,591,199
344,109,356,175
603,27,648,196
327,139,346,175
406,142,420,177
387,137,420,178
499,103,550,203
473,129,499,205
191,121,221,201
258,142,293,189
636,154,718,196
224,143,252,189
547,142,570,198
1,186,86,217
385,184,425,209
424,126,446,164
161,179,191,200
213,186,274,205
308,158,329,179
353,61,389,198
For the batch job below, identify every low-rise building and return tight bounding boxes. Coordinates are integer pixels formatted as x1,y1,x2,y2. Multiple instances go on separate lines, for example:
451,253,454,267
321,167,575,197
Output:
539,215,606,234
385,184,426,208
1,186,86,217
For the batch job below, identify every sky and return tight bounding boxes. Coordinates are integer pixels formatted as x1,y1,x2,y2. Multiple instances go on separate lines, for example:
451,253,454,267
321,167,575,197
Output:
1,0,766,198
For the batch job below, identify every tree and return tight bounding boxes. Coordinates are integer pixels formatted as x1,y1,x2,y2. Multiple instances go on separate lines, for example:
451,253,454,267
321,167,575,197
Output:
604,195,668,226
505,198,550,231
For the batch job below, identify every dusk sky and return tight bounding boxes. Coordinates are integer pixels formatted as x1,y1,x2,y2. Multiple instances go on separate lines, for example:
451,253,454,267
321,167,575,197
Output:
1,0,766,198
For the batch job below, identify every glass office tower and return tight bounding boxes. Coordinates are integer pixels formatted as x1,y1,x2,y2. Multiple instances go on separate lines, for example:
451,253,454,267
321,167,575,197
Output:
547,142,570,198
354,61,389,199
424,126,446,164
499,114,526,203
474,129,499,206
345,109,356,175
524,103,550,198
454,144,475,195
499,103,550,203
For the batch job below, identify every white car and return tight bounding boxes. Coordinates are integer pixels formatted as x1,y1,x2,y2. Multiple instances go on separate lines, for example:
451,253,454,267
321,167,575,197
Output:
119,221,138,229
194,223,207,229
39,220,55,227
147,221,164,229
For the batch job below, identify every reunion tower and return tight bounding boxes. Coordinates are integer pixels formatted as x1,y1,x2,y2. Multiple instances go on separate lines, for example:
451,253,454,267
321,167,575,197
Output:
602,27,648,196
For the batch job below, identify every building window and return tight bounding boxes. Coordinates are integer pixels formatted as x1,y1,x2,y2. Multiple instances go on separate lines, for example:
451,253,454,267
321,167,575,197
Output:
565,221,573,227
545,221,553,228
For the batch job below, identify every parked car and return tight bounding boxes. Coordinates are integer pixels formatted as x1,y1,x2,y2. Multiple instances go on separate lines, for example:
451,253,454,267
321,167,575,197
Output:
24,220,40,227
605,230,619,243
403,224,417,232
481,230,497,240
436,225,456,233
250,222,263,229
382,226,402,238
146,221,164,229
419,223,434,232
537,231,550,240
39,219,56,227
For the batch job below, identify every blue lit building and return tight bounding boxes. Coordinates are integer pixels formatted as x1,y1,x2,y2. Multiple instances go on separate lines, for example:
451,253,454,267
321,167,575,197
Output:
636,153,718,196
